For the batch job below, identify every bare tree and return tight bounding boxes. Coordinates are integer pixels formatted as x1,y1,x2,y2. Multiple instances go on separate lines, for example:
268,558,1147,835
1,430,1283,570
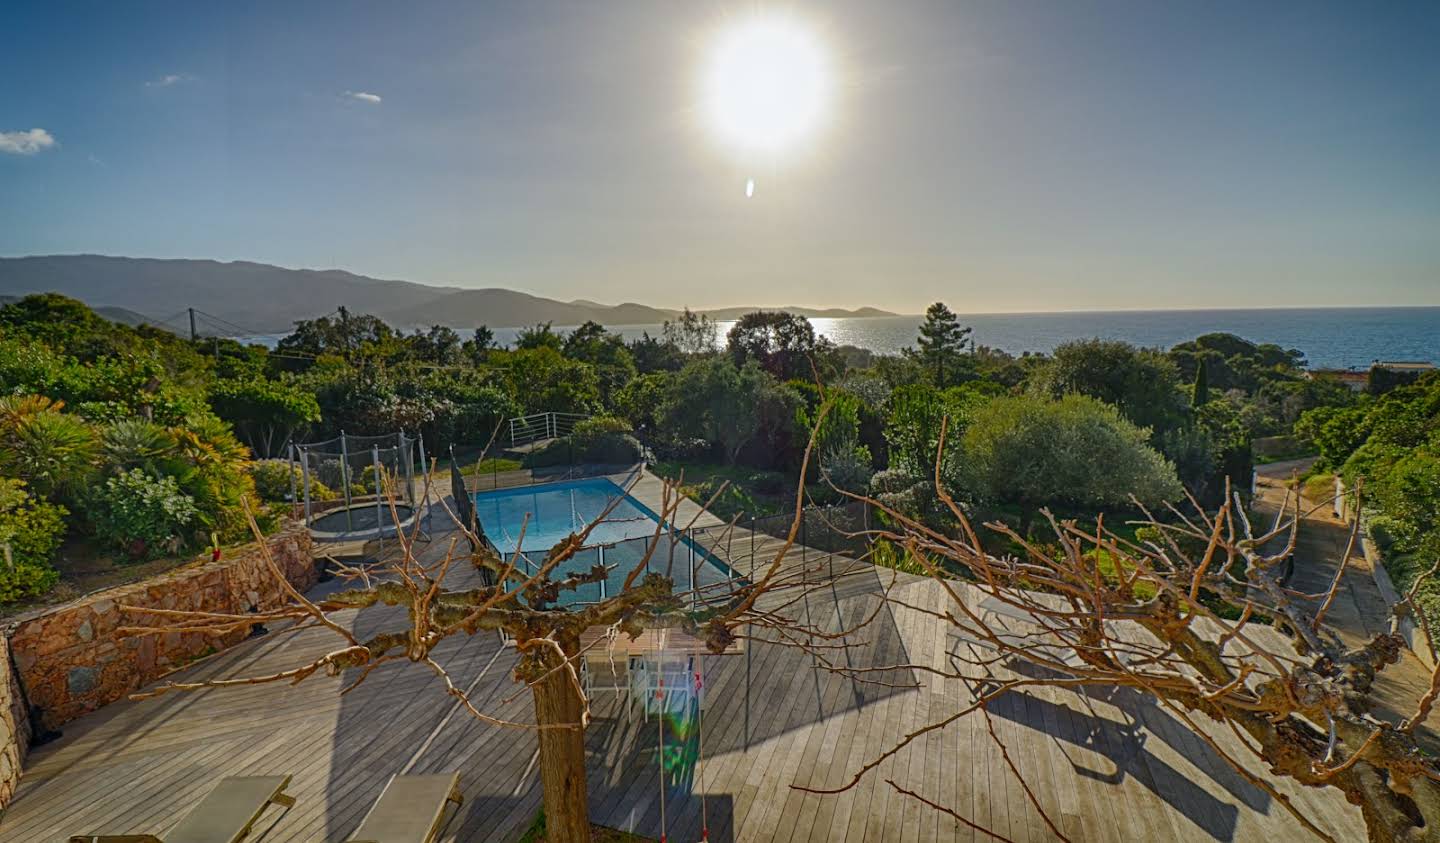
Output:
115,433,851,843
809,435,1440,843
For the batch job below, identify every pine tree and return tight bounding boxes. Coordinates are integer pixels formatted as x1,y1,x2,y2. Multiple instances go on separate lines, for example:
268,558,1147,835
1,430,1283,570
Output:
1191,359,1210,409
914,302,972,387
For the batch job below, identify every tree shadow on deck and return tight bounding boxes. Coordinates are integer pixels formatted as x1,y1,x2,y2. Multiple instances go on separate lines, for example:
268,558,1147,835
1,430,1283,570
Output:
322,548,535,841
322,508,916,841
965,649,1266,841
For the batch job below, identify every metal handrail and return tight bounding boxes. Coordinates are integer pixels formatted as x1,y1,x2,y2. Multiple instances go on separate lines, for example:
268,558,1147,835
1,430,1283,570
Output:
508,411,591,446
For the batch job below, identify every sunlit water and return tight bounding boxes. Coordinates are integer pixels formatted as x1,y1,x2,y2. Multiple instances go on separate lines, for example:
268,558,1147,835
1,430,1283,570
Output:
495,307,1439,370
244,307,1439,370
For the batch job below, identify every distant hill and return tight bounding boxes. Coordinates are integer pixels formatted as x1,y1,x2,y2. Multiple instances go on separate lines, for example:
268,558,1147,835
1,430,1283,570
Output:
0,255,459,334
383,288,679,330
698,305,895,321
0,255,896,334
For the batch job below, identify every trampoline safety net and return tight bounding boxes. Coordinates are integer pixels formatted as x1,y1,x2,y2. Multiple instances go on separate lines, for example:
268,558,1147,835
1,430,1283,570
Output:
290,431,419,527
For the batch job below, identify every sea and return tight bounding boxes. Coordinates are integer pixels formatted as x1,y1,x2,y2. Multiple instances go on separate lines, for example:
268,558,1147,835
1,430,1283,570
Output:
250,307,1440,371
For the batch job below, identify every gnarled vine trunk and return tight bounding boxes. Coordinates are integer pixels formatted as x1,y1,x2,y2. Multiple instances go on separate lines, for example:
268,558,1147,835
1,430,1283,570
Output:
530,642,591,843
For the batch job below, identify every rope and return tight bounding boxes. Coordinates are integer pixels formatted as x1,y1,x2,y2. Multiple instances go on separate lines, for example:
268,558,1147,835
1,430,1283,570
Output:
657,663,667,843
696,658,709,841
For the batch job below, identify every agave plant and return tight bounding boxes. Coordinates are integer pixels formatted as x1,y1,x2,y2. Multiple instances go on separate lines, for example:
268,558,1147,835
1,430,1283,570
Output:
101,418,181,477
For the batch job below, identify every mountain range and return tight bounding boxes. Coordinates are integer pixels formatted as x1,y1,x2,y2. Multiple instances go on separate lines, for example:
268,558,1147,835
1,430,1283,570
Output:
0,255,895,335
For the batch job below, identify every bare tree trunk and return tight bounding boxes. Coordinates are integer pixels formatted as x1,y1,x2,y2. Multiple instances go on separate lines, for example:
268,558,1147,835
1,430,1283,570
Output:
531,646,591,843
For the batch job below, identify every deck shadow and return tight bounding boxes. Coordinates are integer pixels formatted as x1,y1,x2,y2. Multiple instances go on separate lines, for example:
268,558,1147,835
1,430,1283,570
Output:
982,678,1260,841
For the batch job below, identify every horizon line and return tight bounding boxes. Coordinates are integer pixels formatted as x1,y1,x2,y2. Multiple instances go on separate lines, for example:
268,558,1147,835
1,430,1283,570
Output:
2,252,1437,317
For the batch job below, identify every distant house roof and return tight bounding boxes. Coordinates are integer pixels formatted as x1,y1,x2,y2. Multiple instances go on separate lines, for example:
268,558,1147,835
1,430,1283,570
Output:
1308,368,1369,389
1374,360,1436,371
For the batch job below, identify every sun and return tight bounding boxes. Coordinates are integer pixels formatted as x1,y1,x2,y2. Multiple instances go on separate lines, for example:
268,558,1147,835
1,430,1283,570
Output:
702,14,832,155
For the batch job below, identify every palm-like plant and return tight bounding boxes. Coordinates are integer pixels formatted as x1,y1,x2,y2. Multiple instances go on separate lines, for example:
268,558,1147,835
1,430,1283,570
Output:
167,414,256,539
0,395,98,499
101,419,180,477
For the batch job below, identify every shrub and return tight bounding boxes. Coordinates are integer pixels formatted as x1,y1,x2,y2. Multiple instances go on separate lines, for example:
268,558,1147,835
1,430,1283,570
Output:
871,538,930,576
86,468,200,561
0,395,99,500
166,414,256,541
571,416,633,439
957,394,1183,513
1302,473,1336,506
252,459,305,502
359,463,405,495
1134,524,1211,560
0,478,66,602
821,441,874,493
869,468,939,523
1368,515,1413,554
525,416,645,468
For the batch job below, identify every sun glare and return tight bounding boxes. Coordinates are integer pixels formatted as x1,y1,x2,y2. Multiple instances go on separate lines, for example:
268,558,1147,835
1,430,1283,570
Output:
702,14,832,155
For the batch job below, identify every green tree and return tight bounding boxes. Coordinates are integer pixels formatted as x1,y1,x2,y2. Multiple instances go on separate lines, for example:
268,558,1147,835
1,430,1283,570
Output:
667,358,772,464
627,332,685,374
908,302,972,388
1168,333,1305,394
1031,338,1186,438
514,322,563,351
1191,358,1210,409
167,414,257,540
462,326,496,365
562,322,637,407
1296,404,1370,467
661,307,718,356
726,311,838,382
407,325,463,365
208,377,322,457
615,372,675,437
496,347,600,414
278,307,398,362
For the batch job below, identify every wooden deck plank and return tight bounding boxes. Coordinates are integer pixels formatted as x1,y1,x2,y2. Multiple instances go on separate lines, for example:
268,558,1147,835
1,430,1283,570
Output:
2,495,1375,843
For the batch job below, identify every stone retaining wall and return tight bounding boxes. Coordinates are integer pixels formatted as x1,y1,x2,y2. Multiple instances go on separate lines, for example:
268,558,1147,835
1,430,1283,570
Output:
0,637,27,809
4,524,316,735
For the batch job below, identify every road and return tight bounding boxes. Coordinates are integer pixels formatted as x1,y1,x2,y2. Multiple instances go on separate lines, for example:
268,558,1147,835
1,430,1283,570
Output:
1253,458,1440,736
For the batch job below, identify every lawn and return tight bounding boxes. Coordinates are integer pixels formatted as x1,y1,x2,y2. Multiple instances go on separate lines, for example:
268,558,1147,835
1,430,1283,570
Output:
650,461,798,521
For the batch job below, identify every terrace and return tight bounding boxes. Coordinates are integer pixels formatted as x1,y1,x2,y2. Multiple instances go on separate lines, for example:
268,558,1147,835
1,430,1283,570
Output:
0,471,1374,841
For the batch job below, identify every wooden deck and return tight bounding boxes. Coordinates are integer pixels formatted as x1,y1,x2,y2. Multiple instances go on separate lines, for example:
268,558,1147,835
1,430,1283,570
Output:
0,484,1378,842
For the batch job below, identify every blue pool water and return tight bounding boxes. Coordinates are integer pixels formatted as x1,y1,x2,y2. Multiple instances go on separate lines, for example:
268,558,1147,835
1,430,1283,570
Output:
472,477,736,604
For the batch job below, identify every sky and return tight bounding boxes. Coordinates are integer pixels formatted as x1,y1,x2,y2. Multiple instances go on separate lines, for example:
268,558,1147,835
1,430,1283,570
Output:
2,1,1438,314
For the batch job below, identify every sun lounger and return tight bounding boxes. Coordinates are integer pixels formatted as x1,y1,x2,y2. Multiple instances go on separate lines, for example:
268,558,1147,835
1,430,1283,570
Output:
69,774,296,843
346,773,463,843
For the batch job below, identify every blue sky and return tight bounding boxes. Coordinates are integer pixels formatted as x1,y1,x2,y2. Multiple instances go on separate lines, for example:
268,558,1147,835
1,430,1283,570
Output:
2,1,1437,312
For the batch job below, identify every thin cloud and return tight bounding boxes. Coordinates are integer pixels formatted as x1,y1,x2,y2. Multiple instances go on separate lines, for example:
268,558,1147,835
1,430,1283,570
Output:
0,129,56,155
145,73,194,88
343,90,382,104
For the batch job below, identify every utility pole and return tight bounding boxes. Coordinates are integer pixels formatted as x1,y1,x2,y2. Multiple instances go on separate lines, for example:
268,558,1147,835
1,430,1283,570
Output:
338,305,351,361
188,307,198,342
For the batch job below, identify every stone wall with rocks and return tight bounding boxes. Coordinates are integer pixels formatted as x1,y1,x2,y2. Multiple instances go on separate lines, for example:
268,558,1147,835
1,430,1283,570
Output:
4,525,316,735
0,637,28,809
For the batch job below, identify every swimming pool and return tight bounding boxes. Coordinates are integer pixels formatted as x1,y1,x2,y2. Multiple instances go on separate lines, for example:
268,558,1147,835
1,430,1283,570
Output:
472,477,737,604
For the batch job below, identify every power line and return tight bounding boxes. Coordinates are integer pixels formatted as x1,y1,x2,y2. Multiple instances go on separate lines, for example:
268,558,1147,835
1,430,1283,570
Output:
191,309,276,338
